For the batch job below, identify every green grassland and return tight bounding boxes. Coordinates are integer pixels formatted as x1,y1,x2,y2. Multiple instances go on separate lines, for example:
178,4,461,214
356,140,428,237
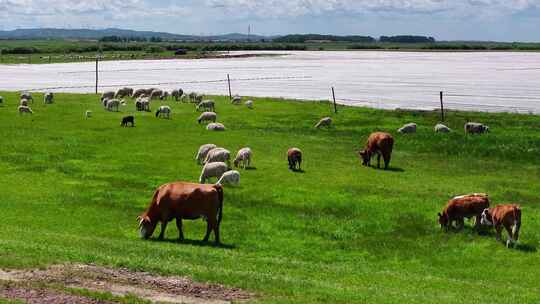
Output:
0,92,539,303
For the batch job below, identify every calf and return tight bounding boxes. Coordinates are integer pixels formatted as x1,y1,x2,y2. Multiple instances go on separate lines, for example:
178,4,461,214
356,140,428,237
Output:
288,148,302,171
481,204,521,248
138,182,224,244
358,132,394,170
438,193,490,231
121,115,135,127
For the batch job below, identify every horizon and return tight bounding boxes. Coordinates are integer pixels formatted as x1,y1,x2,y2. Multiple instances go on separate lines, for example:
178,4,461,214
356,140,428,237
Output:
0,1,539,42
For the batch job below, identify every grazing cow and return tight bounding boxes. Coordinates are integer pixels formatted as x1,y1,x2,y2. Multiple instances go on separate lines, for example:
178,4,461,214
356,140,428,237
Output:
438,193,490,231
101,91,115,102
44,92,54,104
358,132,394,170
288,148,302,171
465,122,489,134
155,106,171,119
20,92,33,103
138,182,224,244
481,204,522,248
18,105,33,115
121,116,135,127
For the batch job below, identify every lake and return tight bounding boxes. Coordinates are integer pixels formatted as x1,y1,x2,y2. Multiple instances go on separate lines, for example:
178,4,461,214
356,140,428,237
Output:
2,51,540,113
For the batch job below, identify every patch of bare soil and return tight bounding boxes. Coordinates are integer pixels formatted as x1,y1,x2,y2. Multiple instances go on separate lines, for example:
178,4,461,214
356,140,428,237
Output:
0,264,253,304
0,284,111,304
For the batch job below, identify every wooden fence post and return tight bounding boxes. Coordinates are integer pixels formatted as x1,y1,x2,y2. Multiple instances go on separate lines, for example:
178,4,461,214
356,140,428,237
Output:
440,91,445,122
227,74,232,100
332,87,338,114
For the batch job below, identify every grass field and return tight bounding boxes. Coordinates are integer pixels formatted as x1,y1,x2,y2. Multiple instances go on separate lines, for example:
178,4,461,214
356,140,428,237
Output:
0,92,539,303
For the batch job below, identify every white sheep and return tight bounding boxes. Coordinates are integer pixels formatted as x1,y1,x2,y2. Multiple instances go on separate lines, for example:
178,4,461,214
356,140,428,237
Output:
204,148,231,166
171,89,184,101
196,144,218,165
198,112,217,124
245,100,254,109
231,95,242,105
85,110,92,119
217,170,240,186
207,123,225,131
155,105,171,119
101,91,115,102
315,117,332,128
44,92,54,104
18,105,33,115
196,100,215,112
132,88,147,98
465,122,489,134
20,92,33,103
20,99,29,106
160,91,169,100
199,162,229,184
106,99,120,112
435,123,451,133
398,123,417,134
115,87,133,99
150,90,163,100
234,147,252,169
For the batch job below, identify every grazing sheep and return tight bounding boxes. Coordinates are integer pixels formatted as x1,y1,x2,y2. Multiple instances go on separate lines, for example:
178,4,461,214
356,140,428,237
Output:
20,92,33,103
115,87,133,99
106,99,120,112
18,105,33,115
199,162,229,184
204,148,231,165
101,91,115,102
0,96,3,104
196,144,218,165
155,105,171,119
44,92,54,104
231,95,242,105
102,97,110,108
217,170,240,186
465,122,489,134
150,90,163,100
135,97,151,112
188,93,203,104
171,89,184,101
315,117,332,128
398,123,417,134
85,110,92,118
197,100,215,112
121,115,135,127
198,112,217,124
160,91,169,100
287,148,302,171
234,147,252,169
435,123,451,133
20,99,29,106
207,123,226,131
132,88,147,98
245,100,254,109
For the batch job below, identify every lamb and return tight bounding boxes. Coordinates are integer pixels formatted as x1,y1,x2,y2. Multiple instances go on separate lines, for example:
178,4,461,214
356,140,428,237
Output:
121,115,135,127
199,162,229,184
198,112,217,124
435,123,451,133
155,105,171,119
465,122,489,134
106,99,120,112
398,123,417,134
18,105,33,115
101,91,115,102
197,100,215,112
245,100,254,109
171,89,184,101
85,110,92,118
216,170,240,186
20,99,29,106
207,123,225,131
196,144,218,165
315,117,332,128
204,148,231,166
231,95,242,105
115,87,133,99
44,92,54,104
234,147,252,169
20,92,33,103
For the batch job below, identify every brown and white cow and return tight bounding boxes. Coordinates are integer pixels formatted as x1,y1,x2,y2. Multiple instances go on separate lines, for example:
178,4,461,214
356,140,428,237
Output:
138,182,224,244
438,193,490,231
481,204,521,248
358,132,394,170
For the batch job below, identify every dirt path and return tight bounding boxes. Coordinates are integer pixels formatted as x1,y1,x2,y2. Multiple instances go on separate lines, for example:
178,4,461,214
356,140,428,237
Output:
0,264,253,304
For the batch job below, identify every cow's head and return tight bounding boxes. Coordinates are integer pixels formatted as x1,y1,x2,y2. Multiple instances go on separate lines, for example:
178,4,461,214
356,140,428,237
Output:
437,212,449,229
137,215,157,239
480,208,493,226
358,150,371,166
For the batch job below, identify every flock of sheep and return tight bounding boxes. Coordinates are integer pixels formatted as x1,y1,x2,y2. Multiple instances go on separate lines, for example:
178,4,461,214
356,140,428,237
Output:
0,91,55,115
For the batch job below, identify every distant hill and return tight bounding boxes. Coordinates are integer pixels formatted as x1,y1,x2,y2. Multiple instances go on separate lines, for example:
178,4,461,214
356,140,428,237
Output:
0,28,270,42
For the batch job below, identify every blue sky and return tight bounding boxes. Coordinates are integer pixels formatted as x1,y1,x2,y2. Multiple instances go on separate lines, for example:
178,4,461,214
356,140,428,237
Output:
0,0,539,41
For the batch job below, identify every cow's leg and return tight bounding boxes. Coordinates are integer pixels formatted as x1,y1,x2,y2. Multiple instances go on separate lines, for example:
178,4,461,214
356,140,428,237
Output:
383,153,391,170
176,218,184,241
376,153,381,168
495,224,503,243
203,220,211,242
158,221,168,240
456,218,464,231
504,224,514,248
208,215,220,245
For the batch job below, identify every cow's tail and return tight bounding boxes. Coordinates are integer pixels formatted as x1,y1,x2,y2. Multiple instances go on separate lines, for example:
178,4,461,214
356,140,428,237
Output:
214,184,224,225
512,205,522,241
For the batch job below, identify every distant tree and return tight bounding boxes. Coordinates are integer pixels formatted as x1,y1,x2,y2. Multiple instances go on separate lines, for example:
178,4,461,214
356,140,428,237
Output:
379,35,436,43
